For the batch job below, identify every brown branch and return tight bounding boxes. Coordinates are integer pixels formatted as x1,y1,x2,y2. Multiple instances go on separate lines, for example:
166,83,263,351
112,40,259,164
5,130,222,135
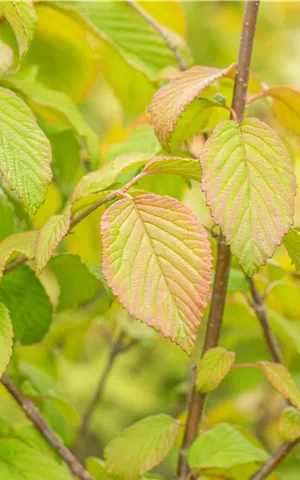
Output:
125,0,187,71
250,440,299,480
177,2,260,478
1,374,94,480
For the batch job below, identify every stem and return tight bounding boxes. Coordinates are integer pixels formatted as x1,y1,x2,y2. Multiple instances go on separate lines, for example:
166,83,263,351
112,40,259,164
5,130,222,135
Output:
177,2,260,478
250,440,299,480
125,0,187,71
1,374,94,480
246,90,268,106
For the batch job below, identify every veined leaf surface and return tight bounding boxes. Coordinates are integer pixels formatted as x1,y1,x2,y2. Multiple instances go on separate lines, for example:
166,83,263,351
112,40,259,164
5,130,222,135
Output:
1,1,37,58
143,156,202,182
0,231,38,279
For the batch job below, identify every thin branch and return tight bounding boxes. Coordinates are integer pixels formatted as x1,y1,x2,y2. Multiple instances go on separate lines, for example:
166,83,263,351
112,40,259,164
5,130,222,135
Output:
125,0,187,71
250,440,299,480
1,374,94,480
177,2,260,478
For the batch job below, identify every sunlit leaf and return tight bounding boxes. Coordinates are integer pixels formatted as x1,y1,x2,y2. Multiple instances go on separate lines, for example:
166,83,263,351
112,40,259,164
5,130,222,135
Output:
101,194,212,354
0,231,38,279
284,228,300,274
188,423,268,470
200,118,296,276
0,87,52,217
143,156,202,182
0,303,13,377
105,414,179,480
1,1,37,59
279,407,300,442
149,64,235,151
0,189,17,242
86,458,112,480
264,86,300,136
0,40,13,76
259,361,300,410
196,347,235,393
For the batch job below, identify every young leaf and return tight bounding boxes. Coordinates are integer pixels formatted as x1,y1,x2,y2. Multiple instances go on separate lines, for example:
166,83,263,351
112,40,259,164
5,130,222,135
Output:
259,361,300,410
264,86,300,136
200,118,296,276
101,194,212,355
86,458,113,480
188,423,268,470
0,87,52,217
0,303,13,377
143,156,202,182
0,231,38,279
0,265,52,344
1,1,37,59
149,64,235,151
284,228,300,273
196,347,235,393
279,407,300,442
105,414,179,480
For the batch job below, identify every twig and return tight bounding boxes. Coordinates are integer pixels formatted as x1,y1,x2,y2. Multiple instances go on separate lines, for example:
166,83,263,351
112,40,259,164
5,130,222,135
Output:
1,374,94,480
250,440,299,480
125,0,187,71
177,2,260,478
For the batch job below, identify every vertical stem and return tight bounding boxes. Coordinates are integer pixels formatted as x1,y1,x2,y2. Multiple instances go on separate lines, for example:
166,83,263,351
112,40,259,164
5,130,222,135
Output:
177,2,260,478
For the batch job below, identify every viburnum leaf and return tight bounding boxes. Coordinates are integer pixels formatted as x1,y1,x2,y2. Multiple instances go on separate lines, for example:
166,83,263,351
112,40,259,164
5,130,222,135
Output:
149,64,235,151
143,156,202,182
0,265,52,344
1,1,37,58
188,423,268,470
263,86,300,136
105,414,179,480
86,458,113,480
101,194,212,355
0,231,38,279
259,361,300,410
200,118,296,276
196,347,235,393
279,407,300,442
7,79,100,169
0,303,13,377
284,228,300,274
35,209,71,275
0,87,52,217
0,189,17,242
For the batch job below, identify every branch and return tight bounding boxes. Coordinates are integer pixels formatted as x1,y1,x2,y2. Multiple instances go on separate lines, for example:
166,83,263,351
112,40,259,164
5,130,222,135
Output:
125,0,187,71
250,440,299,480
1,374,94,480
177,2,260,478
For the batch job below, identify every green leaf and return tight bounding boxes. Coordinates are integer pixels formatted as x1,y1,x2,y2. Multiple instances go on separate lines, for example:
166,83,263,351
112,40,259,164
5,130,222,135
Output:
0,189,17,242
7,78,100,169
259,361,300,410
284,228,300,273
86,458,112,480
35,209,71,275
188,423,268,470
264,86,300,136
149,64,235,151
101,194,212,354
105,414,179,480
200,118,296,276
0,87,52,217
143,156,202,182
1,1,37,58
279,407,300,442
0,231,38,279
227,268,249,293
49,254,101,311
0,265,52,344
0,303,13,377
196,347,235,393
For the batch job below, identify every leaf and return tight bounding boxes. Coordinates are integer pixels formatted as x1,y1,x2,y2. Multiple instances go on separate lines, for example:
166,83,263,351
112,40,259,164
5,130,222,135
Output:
149,64,235,151
0,231,38,279
0,265,52,344
200,118,296,276
264,86,300,136
0,303,13,377
196,347,235,393
0,87,52,217
188,423,268,470
86,458,112,480
0,40,13,76
143,156,202,182
0,189,17,242
284,228,300,273
227,268,249,293
259,361,300,410
49,254,101,311
35,209,71,275
1,1,37,58
101,194,212,354
105,414,179,480
279,407,300,442
7,78,100,169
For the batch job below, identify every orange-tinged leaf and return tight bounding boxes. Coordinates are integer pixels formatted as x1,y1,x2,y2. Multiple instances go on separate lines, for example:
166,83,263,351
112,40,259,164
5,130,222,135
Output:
0,231,38,279
279,407,300,442
264,86,300,136
101,194,212,354
259,361,300,410
196,347,235,393
143,156,202,182
149,64,236,151
200,118,296,276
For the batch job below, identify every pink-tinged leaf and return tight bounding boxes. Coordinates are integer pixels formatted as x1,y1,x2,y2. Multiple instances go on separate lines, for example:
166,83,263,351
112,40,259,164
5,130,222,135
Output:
0,231,38,279
35,209,71,275
0,303,13,377
143,156,202,182
279,407,300,442
263,86,300,136
259,361,300,410
200,118,296,277
101,194,212,355
149,64,236,151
